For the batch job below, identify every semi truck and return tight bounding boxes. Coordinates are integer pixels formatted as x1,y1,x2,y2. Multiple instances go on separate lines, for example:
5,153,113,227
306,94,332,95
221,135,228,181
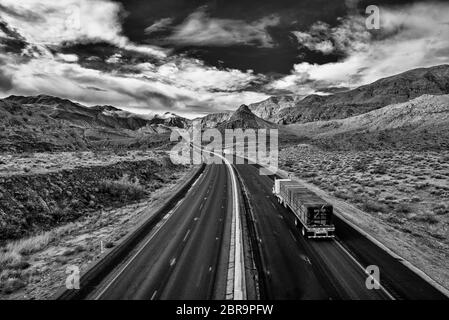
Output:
273,179,335,239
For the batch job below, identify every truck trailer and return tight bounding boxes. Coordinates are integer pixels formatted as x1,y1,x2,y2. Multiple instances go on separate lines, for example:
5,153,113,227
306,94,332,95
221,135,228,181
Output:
273,179,335,239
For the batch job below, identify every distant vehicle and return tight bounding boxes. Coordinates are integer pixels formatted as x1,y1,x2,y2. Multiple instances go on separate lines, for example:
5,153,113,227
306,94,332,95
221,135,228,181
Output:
273,179,335,239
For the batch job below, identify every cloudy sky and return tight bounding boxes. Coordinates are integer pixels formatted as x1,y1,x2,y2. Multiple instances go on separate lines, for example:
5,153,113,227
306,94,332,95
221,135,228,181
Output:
0,0,448,118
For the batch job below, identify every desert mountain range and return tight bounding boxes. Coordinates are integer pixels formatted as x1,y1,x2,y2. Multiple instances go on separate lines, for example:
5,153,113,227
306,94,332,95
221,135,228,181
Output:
1,64,448,152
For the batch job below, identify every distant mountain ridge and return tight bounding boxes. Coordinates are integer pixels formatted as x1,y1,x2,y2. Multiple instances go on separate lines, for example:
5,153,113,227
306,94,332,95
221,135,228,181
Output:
196,112,232,129
4,95,150,131
248,95,302,123
286,94,449,150
149,112,190,128
249,64,449,124
0,95,179,152
216,105,277,131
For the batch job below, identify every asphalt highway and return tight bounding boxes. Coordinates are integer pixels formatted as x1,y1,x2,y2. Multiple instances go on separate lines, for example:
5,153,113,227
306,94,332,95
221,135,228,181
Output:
91,164,232,300
234,163,393,300
81,156,447,300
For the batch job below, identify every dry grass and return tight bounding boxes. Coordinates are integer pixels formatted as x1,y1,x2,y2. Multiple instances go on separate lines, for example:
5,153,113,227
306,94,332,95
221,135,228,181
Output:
0,221,80,293
6,232,54,256
99,174,146,200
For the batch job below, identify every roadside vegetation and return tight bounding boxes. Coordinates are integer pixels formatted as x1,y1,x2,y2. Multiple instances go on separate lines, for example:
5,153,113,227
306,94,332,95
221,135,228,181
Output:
280,144,449,289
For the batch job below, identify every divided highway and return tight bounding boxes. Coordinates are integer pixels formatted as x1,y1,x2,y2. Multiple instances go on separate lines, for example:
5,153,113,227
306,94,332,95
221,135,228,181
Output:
235,163,392,300
59,146,447,300
90,164,233,300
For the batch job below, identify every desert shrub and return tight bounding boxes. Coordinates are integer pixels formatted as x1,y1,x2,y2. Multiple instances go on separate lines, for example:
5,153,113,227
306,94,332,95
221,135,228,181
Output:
432,204,449,216
361,199,388,213
0,251,22,270
412,214,439,225
283,160,294,168
416,182,430,190
0,277,26,294
99,174,146,200
353,159,370,172
386,215,402,224
6,232,54,256
333,190,351,200
371,163,388,175
395,203,412,214
301,172,317,178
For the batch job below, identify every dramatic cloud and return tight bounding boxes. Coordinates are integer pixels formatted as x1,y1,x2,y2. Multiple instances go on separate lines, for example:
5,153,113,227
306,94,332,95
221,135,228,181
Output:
0,0,270,117
145,18,174,34
0,45,267,118
1,0,448,117
270,2,449,92
168,7,280,47
0,0,166,57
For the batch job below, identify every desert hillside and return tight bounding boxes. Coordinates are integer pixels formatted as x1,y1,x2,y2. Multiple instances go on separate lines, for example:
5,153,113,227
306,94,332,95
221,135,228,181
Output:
285,94,449,150
250,64,449,124
196,112,232,129
216,104,277,130
0,95,178,152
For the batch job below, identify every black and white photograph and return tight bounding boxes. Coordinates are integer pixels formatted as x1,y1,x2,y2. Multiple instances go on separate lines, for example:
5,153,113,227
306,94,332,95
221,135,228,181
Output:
0,0,448,308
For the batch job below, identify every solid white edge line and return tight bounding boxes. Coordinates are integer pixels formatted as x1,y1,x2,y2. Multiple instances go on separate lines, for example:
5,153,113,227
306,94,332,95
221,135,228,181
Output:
333,239,395,300
192,143,246,300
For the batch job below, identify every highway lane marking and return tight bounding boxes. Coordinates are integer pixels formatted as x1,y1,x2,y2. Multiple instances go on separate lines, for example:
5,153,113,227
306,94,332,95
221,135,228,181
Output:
169,258,177,267
196,266,205,287
289,230,297,242
93,208,178,299
183,229,191,242
150,290,157,300
333,239,395,300
191,143,246,300
92,166,208,300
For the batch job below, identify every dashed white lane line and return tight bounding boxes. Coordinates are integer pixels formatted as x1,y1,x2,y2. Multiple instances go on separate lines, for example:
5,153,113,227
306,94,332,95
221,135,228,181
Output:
150,290,157,300
183,229,191,242
196,266,205,287
169,258,177,267
289,230,297,242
